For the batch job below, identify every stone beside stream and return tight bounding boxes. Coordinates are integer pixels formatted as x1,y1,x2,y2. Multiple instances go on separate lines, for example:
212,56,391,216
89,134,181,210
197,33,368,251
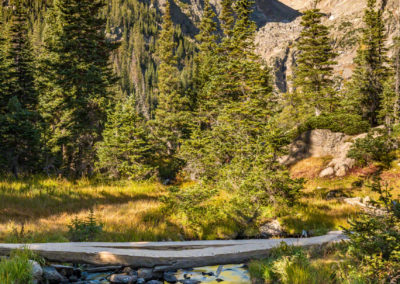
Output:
32,262,251,284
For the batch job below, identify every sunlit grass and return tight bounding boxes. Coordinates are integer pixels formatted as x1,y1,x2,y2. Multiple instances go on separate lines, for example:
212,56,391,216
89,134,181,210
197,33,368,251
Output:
284,157,400,236
2,157,399,243
0,176,184,243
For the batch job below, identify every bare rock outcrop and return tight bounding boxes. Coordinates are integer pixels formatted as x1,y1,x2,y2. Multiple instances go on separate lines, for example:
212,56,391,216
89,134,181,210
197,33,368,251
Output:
281,129,369,177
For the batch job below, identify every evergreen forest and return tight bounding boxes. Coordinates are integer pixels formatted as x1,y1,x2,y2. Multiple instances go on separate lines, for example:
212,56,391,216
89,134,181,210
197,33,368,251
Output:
0,0,399,282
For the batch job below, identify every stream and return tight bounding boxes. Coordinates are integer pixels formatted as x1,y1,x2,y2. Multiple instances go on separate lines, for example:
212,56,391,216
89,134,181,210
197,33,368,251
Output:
84,264,251,283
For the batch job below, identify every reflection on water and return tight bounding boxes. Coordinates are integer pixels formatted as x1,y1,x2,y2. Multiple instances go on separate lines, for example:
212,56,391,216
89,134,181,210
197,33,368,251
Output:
175,264,251,284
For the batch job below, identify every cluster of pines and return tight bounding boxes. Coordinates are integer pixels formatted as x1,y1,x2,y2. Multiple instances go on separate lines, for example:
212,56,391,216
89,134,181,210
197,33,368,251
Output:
0,0,399,198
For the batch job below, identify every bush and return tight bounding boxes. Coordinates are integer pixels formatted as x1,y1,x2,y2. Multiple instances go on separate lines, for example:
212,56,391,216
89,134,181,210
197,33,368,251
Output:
0,248,43,284
298,113,370,135
347,131,397,167
68,209,103,241
344,178,400,282
248,243,336,284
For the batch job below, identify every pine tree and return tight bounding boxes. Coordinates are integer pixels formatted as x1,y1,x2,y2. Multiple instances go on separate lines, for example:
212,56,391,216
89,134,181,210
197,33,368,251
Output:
379,36,400,126
0,9,7,113
293,8,337,117
0,1,40,177
346,0,388,126
97,96,155,179
193,0,218,106
179,0,301,231
4,0,37,112
0,97,40,177
220,0,235,38
38,0,118,177
393,36,400,124
150,0,191,175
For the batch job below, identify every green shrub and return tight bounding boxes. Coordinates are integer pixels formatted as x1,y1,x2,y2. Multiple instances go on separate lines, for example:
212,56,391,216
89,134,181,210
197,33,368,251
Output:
68,209,103,241
248,243,336,284
0,248,43,284
298,113,370,135
344,178,400,282
347,132,397,167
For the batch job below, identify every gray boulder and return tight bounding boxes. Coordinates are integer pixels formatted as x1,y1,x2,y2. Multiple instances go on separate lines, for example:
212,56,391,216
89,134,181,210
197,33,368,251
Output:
29,260,43,281
259,220,284,237
110,273,138,283
164,272,178,283
138,268,154,280
181,280,201,284
43,266,68,283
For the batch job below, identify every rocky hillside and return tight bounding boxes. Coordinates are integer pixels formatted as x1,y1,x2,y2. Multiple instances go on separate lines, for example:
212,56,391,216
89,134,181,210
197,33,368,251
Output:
162,0,400,92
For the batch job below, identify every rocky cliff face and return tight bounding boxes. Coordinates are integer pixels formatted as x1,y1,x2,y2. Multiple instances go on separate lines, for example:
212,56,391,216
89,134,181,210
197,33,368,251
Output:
163,0,400,92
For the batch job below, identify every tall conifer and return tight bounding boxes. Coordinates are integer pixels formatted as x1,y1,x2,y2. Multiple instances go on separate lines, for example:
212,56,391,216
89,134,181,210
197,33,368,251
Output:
0,9,7,113
346,0,388,126
293,8,337,117
4,0,37,111
38,0,118,177
97,96,155,179
151,1,190,161
0,0,40,176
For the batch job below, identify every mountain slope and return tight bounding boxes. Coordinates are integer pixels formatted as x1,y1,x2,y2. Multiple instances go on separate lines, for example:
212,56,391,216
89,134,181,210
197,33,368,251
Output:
166,0,399,92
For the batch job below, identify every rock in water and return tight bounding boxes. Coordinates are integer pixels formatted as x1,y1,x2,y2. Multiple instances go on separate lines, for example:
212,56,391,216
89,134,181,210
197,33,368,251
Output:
43,266,68,283
110,273,137,283
147,281,163,284
137,268,154,280
182,280,201,284
29,260,43,281
164,272,178,283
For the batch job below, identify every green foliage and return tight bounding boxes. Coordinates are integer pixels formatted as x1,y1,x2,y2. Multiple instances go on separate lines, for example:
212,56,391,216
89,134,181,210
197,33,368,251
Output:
38,0,119,178
248,244,336,284
293,8,338,117
0,97,40,177
345,178,400,282
0,1,40,177
0,248,42,284
347,131,397,167
150,1,191,179
97,97,156,180
3,0,37,112
68,209,103,242
298,113,370,135
345,0,389,126
174,0,303,237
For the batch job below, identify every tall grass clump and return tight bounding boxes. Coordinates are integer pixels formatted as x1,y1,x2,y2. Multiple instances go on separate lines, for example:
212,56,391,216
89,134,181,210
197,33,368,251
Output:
0,248,43,284
248,243,336,284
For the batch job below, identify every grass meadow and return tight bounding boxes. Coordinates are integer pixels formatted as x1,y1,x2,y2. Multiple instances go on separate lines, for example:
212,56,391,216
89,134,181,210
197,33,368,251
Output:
0,157,399,243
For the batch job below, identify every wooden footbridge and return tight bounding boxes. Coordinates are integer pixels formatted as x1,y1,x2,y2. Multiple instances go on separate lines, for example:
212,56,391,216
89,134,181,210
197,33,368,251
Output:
0,231,347,271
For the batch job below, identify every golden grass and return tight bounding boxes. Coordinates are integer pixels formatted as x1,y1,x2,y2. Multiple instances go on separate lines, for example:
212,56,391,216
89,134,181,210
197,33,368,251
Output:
2,157,399,243
290,156,333,179
283,157,400,236
0,177,184,243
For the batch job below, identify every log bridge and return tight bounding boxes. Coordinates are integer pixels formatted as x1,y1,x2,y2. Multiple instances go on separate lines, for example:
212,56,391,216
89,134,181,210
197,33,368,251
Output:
0,231,347,271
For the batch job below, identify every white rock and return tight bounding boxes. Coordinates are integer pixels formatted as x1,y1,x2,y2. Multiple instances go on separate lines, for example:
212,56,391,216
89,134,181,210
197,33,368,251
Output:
259,220,284,237
320,167,335,178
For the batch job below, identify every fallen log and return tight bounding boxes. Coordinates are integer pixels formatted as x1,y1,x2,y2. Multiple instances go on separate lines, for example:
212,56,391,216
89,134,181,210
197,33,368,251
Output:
0,231,347,270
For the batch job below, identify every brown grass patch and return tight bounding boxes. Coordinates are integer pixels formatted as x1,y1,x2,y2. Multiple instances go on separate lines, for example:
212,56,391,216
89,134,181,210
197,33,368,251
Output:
290,157,333,179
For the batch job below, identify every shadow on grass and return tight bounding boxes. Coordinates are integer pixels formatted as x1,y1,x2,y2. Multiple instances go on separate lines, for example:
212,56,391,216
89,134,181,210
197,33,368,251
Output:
0,185,159,223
